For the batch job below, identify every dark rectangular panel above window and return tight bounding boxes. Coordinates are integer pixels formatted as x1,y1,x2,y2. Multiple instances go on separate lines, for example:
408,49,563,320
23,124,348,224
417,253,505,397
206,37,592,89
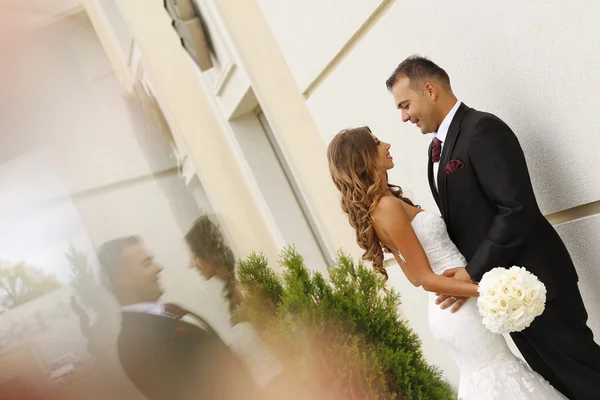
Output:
164,0,213,72
164,0,196,20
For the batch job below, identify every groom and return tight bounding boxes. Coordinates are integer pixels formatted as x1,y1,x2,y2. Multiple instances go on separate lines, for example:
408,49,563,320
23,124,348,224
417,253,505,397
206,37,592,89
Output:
386,55,600,399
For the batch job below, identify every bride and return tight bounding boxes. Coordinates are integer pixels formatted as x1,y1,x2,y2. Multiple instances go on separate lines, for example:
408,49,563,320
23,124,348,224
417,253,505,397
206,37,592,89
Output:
326,126,567,399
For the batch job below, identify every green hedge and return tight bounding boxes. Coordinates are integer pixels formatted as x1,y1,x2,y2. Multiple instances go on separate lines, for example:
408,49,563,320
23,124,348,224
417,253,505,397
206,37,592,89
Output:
237,247,456,400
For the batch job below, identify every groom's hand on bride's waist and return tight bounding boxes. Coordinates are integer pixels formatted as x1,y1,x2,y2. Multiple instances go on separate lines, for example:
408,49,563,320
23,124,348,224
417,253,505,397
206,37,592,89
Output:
435,267,473,313
443,267,473,283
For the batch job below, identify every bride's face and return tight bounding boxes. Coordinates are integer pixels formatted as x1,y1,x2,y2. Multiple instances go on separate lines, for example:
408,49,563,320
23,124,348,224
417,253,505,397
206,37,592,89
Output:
371,134,394,171
189,255,217,280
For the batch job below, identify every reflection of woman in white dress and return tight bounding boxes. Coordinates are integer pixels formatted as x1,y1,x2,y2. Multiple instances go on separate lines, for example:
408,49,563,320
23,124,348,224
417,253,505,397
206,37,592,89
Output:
327,127,567,399
185,216,282,389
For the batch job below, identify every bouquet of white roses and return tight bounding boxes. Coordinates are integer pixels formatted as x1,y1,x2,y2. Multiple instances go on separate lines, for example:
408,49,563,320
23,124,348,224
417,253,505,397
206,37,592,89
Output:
477,266,546,334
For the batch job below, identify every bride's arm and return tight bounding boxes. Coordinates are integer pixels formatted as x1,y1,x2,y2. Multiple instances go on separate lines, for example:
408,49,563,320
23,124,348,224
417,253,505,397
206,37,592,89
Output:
390,251,477,297
377,199,479,298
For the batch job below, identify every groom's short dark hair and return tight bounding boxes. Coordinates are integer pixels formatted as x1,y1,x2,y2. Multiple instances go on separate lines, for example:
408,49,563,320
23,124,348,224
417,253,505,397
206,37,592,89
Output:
97,235,142,291
386,55,451,91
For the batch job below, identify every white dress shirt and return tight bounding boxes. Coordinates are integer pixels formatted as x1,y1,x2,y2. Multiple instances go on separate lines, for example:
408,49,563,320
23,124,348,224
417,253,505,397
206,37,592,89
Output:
433,100,461,190
121,302,207,329
121,302,164,316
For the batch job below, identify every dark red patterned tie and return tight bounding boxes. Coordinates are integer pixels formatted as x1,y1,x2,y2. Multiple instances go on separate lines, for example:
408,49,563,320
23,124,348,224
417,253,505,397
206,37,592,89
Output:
164,303,214,334
431,137,442,163
164,303,189,319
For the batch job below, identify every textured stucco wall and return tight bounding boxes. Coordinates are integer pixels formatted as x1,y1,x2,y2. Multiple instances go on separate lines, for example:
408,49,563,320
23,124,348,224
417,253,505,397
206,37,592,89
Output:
258,0,600,385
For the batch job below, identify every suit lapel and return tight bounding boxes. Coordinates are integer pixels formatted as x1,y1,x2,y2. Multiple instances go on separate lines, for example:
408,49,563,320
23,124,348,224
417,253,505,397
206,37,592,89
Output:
437,103,470,220
427,142,441,210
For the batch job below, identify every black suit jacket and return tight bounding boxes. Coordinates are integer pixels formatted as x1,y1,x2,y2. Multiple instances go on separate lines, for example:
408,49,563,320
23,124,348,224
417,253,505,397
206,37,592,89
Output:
428,103,578,299
118,311,258,400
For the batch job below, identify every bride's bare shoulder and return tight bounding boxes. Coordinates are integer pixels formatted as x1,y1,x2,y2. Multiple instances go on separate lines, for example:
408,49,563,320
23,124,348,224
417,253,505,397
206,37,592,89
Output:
375,195,403,209
373,196,409,223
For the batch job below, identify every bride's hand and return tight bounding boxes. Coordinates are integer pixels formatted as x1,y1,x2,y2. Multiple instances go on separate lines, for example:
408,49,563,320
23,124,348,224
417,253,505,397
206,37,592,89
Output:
435,293,468,313
436,267,474,312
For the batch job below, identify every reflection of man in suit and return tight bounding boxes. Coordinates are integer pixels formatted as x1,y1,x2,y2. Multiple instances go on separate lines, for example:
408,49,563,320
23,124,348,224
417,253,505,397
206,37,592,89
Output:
98,236,257,400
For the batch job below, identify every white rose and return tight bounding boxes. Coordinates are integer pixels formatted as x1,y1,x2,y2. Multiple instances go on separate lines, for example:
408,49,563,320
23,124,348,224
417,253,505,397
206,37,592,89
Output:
507,300,526,320
506,268,526,285
512,316,531,331
483,287,499,299
530,302,545,318
524,286,542,304
496,296,510,312
479,297,503,316
499,283,512,297
511,285,526,301
477,299,490,315
482,316,503,334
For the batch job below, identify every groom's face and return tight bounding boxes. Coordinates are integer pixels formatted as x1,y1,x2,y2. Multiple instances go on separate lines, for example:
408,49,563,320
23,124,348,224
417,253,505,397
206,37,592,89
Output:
391,76,438,134
116,243,165,302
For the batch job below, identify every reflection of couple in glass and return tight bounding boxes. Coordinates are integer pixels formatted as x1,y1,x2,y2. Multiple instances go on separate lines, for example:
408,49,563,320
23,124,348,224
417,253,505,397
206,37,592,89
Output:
98,216,278,400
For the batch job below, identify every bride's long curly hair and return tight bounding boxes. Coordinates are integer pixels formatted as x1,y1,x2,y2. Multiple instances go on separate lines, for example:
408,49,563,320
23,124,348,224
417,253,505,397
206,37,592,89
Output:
327,126,418,279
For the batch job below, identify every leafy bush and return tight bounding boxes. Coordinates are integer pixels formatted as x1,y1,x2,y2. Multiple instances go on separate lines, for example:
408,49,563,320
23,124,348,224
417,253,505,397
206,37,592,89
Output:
237,248,456,400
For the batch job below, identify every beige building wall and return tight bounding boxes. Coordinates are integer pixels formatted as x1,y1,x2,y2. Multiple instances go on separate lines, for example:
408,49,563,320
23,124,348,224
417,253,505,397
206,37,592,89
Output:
89,0,283,268
25,10,192,279
212,0,359,261
82,0,600,389
256,0,600,386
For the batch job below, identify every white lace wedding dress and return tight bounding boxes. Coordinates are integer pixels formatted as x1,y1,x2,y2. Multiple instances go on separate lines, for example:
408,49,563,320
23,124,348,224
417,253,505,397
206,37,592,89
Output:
411,211,567,400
